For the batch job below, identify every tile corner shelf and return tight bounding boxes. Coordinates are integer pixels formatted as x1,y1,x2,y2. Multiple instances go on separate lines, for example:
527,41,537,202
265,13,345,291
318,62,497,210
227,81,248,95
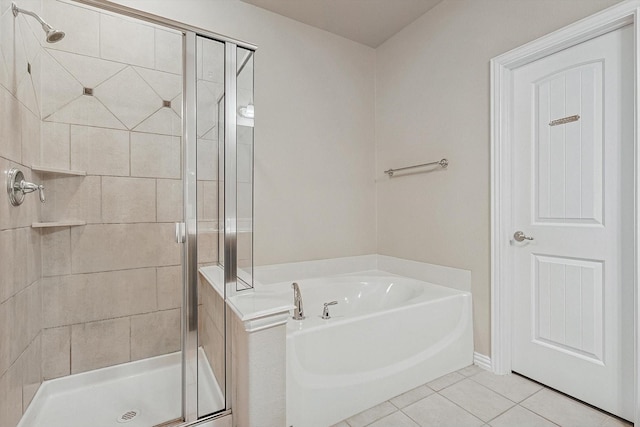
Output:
31,166,87,176
32,220,87,228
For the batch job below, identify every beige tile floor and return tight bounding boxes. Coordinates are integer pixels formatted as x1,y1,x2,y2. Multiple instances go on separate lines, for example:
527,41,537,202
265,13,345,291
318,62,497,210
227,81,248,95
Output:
332,365,633,427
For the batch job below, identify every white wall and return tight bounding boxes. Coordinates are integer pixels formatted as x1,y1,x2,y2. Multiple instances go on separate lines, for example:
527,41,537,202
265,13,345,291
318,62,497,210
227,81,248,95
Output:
104,0,623,358
375,0,621,356
109,0,378,266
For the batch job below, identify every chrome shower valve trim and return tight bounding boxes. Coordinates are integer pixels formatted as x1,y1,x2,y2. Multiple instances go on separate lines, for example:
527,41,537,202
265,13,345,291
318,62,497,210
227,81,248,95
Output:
7,168,45,206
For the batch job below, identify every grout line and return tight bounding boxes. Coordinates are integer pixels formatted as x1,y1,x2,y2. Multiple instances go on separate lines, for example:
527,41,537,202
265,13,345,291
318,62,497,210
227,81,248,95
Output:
517,404,562,426
43,306,181,330
434,387,494,425
467,375,521,404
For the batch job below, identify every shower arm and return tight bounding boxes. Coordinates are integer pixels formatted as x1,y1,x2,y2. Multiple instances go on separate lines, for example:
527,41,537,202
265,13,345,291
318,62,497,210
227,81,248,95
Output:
12,3,55,32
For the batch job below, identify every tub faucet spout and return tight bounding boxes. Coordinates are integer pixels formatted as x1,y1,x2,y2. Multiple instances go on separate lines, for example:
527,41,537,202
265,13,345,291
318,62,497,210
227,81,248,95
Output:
292,282,305,320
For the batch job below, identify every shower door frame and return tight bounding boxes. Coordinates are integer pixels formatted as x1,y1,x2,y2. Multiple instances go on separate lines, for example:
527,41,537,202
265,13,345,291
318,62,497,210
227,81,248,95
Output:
69,1,257,425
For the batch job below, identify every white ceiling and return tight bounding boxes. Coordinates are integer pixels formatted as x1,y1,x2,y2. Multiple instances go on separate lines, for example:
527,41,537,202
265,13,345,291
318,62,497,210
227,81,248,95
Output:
239,0,444,48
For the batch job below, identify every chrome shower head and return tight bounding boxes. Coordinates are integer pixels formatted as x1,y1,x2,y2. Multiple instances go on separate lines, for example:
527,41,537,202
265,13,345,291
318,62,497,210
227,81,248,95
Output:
44,26,65,43
12,2,65,44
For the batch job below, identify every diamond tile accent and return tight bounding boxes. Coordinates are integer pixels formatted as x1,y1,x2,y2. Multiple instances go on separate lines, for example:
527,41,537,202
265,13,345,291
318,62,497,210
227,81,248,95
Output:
40,51,83,119
48,49,127,88
47,95,125,129
133,108,181,136
171,93,182,117
94,67,161,129
134,67,182,101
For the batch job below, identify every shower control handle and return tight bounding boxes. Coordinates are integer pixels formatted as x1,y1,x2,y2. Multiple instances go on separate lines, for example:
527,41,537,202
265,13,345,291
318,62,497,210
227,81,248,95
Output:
513,231,534,242
37,184,45,202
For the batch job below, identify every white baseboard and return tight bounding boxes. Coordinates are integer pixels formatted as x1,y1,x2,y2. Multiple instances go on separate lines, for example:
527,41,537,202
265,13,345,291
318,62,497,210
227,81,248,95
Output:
474,352,492,371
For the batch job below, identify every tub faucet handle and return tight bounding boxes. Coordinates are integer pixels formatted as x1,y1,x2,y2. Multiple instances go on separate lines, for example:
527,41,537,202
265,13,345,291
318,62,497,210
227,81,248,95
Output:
322,301,338,319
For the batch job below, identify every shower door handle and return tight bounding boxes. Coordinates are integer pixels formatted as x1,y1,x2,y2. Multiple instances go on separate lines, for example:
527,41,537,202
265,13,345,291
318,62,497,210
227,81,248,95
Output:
175,222,186,243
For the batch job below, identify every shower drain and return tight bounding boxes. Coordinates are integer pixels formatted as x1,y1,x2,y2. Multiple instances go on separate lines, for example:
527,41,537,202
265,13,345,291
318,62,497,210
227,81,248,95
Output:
117,410,139,423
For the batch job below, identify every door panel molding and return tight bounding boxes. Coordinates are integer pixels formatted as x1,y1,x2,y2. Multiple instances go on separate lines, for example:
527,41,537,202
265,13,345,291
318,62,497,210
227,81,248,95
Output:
490,1,640,423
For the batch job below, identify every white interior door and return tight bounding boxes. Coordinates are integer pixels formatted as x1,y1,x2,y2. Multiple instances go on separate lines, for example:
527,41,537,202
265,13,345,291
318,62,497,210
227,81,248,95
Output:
511,25,634,421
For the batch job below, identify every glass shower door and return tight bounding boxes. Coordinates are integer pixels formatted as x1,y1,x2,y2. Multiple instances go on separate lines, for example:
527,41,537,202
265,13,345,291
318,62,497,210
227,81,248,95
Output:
195,35,227,419
194,35,256,419
9,1,256,425
27,2,185,426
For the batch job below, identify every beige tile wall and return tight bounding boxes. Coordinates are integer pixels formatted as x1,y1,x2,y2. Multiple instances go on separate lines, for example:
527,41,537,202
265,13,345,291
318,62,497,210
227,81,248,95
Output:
198,274,225,390
0,1,44,425
2,5,230,424
36,0,192,380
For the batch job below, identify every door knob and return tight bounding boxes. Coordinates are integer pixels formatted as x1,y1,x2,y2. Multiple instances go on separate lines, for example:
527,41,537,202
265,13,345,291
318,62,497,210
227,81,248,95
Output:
513,231,534,242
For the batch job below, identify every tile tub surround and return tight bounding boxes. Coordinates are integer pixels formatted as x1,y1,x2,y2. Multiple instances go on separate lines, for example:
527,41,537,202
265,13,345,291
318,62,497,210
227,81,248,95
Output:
0,0,45,425
199,265,290,427
35,0,205,383
334,366,632,427
199,273,226,390
1,4,224,424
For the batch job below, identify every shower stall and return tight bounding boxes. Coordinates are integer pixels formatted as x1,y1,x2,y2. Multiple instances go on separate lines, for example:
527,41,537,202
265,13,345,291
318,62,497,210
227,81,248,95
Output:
0,0,254,426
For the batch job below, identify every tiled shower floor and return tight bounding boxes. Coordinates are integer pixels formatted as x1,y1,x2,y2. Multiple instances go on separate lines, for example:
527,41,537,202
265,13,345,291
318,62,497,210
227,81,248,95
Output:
18,349,223,427
333,365,632,427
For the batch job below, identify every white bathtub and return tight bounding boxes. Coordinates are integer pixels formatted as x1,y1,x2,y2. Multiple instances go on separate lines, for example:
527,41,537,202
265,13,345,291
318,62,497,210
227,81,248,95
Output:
283,274,473,427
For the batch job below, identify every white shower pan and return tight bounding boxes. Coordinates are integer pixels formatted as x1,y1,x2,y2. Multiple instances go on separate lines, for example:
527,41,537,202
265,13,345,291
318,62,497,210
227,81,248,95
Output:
18,349,223,427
